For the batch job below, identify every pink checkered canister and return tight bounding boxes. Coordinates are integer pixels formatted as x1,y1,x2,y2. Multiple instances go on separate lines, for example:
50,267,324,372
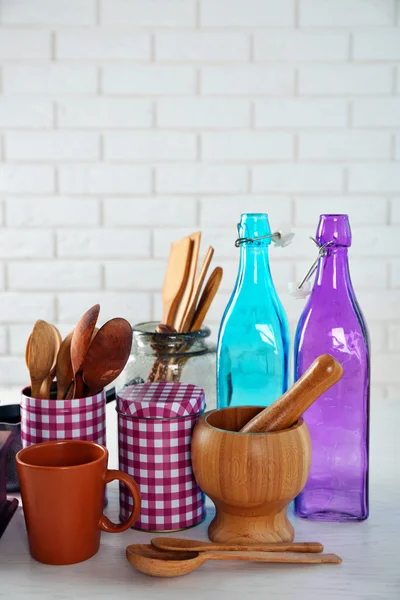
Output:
20,387,106,448
117,382,206,532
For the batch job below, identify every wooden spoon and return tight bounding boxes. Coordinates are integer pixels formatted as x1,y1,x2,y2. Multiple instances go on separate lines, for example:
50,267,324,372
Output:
40,325,62,399
174,232,201,331
162,237,193,327
180,246,214,332
56,332,74,400
71,304,100,399
82,318,133,397
27,320,58,398
240,354,343,434
151,537,323,554
126,544,342,578
190,266,223,332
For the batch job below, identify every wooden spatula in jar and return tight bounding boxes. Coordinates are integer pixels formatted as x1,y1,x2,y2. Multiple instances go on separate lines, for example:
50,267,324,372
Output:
240,354,343,434
162,236,193,327
174,231,201,332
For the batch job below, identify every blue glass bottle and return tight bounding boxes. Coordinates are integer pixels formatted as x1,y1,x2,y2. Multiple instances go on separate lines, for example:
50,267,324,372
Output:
217,213,290,408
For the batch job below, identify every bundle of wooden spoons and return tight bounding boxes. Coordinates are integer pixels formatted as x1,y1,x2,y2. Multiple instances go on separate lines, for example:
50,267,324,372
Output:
126,537,342,577
148,232,223,382
25,306,133,400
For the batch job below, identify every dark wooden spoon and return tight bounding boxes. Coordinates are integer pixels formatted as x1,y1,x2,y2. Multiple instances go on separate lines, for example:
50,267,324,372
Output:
71,304,100,399
82,317,133,397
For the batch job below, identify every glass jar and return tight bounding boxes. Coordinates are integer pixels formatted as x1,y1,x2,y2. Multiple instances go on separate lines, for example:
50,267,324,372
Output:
116,322,217,410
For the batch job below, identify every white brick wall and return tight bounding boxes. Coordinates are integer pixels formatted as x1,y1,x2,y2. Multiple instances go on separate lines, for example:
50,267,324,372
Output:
0,0,398,400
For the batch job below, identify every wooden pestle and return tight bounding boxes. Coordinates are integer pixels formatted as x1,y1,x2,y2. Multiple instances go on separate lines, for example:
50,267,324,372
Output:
240,354,343,434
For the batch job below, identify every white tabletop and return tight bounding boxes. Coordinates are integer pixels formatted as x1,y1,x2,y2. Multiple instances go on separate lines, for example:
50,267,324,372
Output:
1,399,399,600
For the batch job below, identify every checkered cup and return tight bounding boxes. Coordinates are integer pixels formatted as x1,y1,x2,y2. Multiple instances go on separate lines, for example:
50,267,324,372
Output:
117,382,206,532
21,386,106,448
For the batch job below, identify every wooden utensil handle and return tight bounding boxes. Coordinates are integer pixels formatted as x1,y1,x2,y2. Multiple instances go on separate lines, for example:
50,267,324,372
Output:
240,354,343,433
205,551,342,564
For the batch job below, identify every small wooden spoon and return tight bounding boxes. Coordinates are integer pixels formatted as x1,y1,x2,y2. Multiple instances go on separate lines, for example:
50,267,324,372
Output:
56,332,74,400
40,325,62,399
190,266,223,331
240,354,343,434
71,304,100,399
162,237,193,327
181,246,214,332
151,538,323,554
126,544,342,578
82,318,133,397
27,320,58,398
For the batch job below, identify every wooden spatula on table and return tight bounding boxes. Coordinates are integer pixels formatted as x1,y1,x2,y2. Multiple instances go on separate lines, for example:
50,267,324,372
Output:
161,237,193,327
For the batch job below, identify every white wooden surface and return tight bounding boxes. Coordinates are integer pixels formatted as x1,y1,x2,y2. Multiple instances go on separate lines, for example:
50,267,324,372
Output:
0,399,399,600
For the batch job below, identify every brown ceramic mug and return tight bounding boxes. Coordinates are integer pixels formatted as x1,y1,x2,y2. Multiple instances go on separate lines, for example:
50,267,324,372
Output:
16,440,141,565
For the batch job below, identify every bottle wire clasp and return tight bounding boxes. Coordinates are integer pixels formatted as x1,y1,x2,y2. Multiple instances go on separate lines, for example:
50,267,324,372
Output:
288,237,334,298
235,229,295,248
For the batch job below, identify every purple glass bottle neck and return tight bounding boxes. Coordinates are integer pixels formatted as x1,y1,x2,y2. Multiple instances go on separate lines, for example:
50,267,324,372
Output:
316,214,352,247
314,246,353,292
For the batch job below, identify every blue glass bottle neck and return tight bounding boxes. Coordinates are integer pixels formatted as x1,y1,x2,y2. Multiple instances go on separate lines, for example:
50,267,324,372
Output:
237,244,274,289
313,246,354,292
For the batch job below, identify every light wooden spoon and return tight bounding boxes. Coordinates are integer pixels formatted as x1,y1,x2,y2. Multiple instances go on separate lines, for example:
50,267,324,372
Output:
151,537,324,554
126,544,342,578
27,321,58,398
162,237,193,327
40,325,62,399
180,246,214,332
190,267,223,331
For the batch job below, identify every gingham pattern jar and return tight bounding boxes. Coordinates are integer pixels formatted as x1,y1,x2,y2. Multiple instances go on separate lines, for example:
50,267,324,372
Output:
20,387,106,448
117,382,206,532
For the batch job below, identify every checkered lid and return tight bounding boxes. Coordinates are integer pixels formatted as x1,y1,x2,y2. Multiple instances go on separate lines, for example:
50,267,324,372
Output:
117,382,205,419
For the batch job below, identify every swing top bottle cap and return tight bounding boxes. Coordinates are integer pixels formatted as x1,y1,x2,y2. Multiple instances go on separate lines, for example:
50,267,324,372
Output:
238,213,272,246
316,214,352,248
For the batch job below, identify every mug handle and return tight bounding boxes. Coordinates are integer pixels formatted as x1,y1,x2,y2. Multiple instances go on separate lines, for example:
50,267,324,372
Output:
98,470,141,533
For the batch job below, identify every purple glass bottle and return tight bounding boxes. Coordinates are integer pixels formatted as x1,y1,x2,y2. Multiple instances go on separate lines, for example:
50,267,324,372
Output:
294,214,370,521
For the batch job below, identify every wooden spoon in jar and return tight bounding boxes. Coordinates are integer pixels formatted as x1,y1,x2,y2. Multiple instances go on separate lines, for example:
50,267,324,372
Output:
27,320,59,398
82,318,133,397
71,304,100,399
190,267,223,332
56,332,74,400
40,325,62,399
126,544,342,578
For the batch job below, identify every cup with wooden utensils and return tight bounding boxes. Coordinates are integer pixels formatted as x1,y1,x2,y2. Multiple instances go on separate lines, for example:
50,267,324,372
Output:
126,544,341,578
191,354,343,544
21,308,132,450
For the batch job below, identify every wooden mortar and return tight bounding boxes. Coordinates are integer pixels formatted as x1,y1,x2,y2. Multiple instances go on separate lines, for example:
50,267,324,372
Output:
191,407,311,544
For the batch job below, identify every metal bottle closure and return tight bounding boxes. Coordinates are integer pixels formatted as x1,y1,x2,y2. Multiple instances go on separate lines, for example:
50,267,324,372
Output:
235,229,295,248
289,237,334,299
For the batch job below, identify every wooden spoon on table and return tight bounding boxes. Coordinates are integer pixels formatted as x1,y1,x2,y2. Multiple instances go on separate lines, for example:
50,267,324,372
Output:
82,318,133,397
174,232,201,332
151,537,324,554
162,237,193,328
40,325,62,399
190,267,223,331
180,246,214,332
27,320,58,398
240,354,343,434
71,304,100,399
126,544,342,578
